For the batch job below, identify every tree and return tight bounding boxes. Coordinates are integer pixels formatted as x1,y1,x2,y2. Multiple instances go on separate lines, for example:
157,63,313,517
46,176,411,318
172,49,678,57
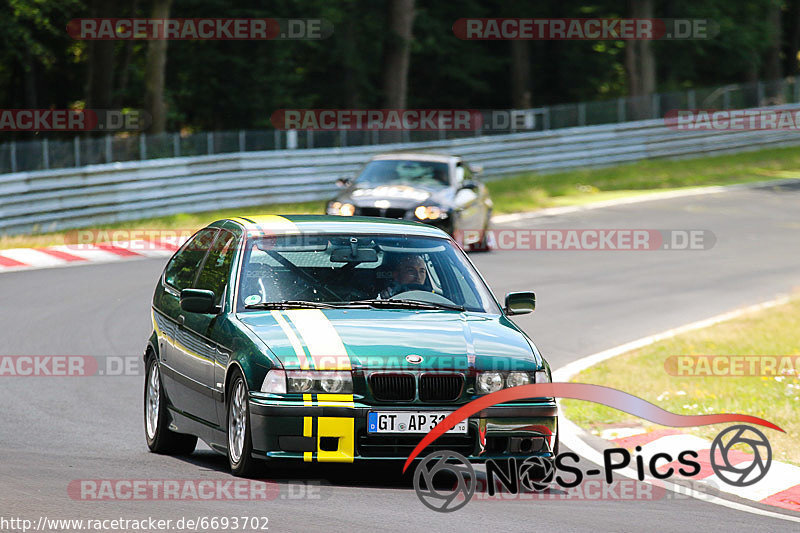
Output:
144,0,173,133
381,0,416,109
511,40,531,108
625,0,656,119
763,0,784,103
85,0,117,110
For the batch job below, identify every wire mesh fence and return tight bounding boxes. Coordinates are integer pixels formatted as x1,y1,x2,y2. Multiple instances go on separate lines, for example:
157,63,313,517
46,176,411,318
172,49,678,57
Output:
2,77,799,174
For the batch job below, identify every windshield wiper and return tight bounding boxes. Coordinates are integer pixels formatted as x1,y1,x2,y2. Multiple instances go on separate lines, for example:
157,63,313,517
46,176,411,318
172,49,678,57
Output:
344,299,465,311
245,300,337,310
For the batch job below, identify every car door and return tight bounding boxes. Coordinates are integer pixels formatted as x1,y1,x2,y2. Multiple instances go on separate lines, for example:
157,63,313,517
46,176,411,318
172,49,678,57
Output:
176,228,240,426
158,227,219,422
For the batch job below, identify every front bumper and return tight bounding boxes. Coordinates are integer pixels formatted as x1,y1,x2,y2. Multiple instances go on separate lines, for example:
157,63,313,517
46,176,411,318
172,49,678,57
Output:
248,395,557,463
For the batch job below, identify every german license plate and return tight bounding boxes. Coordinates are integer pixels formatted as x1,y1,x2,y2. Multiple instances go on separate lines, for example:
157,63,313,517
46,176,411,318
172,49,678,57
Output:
367,411,468,434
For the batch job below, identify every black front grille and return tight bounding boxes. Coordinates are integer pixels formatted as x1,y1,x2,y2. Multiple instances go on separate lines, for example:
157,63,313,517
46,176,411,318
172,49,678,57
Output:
354,207,407,219
358,429,476,458
419,374,463,402
358,207,381,217
370,373,415,401
384,208,407,219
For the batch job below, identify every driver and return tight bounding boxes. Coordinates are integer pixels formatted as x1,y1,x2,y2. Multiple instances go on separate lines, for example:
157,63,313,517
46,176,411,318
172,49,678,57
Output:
378,254,428,299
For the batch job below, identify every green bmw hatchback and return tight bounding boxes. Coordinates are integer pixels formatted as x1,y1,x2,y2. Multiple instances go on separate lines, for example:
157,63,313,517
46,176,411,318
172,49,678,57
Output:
144,215,557,476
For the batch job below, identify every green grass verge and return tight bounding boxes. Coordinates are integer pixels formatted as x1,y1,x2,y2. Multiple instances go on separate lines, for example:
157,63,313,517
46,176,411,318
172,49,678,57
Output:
4,144,800,250
486,145,800,214
561,296,800,466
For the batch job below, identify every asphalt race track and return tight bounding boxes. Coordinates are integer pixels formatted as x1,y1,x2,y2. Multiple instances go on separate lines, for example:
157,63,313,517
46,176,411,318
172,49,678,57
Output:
2,182,799,532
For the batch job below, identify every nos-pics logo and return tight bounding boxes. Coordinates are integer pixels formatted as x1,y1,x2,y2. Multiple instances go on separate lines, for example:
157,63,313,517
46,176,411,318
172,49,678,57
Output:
412,424,773,512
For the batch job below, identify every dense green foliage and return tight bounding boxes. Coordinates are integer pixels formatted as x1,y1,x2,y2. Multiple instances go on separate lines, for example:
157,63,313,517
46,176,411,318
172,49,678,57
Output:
0,0,795,133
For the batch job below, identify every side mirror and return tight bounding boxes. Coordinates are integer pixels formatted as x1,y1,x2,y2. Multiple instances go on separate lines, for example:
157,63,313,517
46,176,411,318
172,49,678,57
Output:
505,291,535,315
336,176,353,188
181,288,220,314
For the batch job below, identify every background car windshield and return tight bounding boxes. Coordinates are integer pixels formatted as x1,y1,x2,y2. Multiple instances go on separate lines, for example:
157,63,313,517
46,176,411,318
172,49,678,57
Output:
355,160,449,188
238,234,499,313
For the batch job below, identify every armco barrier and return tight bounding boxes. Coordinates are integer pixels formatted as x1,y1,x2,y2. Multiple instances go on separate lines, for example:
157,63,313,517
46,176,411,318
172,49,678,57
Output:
2,109,800,235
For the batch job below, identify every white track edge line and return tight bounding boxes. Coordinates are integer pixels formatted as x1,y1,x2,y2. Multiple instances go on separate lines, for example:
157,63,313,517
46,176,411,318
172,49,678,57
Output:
491,177,800,225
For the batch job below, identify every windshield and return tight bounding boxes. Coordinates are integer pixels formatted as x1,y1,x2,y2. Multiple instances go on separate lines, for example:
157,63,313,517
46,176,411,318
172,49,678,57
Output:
354,160,450,188
237,234,499,313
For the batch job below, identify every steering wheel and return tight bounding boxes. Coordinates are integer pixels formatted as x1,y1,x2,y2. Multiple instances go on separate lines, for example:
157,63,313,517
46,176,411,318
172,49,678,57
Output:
388,283,428,298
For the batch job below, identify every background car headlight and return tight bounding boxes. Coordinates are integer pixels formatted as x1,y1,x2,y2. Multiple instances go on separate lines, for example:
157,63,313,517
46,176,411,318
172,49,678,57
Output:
327,202,355,216
506,371,531,388
414,205,444,220
477,371,503,394
261,369,286,394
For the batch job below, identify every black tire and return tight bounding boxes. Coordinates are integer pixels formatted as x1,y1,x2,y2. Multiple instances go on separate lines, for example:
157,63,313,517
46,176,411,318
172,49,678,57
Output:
144,355,197,455
226,369,260,477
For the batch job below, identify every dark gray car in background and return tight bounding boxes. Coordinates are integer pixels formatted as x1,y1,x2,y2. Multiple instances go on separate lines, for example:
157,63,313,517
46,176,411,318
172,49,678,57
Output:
327,153,493,250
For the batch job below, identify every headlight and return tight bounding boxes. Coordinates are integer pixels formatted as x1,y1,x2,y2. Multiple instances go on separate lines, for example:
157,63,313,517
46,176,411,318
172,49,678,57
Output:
288,370,315,393
272,370,353,394
318,371,349,393
261,370,287,394
506,371,531,388
476,371,542,394
414,205,445,220
327,202,355,216
476,372,503,394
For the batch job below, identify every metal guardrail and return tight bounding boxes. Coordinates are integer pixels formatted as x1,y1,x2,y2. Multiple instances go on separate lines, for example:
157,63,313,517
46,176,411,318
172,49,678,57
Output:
3,107,800,235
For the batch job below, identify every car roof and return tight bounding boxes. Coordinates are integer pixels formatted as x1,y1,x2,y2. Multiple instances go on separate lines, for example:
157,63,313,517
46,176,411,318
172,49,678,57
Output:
220,214,451,238
369,152,459,164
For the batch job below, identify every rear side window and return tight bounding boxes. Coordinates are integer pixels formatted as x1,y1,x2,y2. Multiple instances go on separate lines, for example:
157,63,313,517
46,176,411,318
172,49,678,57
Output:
194,230,238,305
164,229,218,291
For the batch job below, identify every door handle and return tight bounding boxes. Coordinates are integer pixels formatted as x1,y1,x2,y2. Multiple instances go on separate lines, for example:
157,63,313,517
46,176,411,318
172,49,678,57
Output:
178,315,185,325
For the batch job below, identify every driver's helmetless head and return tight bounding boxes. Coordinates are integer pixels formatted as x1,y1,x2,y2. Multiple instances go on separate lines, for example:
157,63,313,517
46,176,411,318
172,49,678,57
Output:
393,255,427,285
